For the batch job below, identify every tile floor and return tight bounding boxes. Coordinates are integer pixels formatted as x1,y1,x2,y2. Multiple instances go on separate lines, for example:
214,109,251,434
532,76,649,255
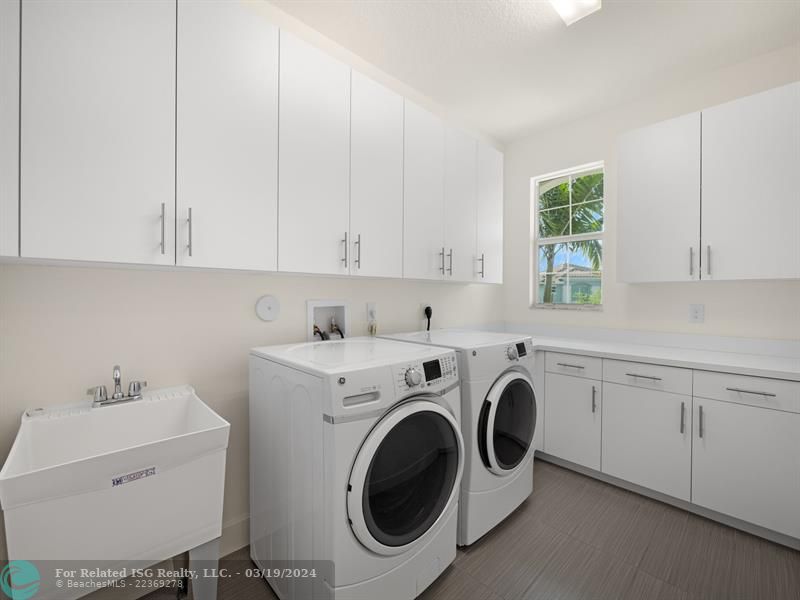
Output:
146,458,800,600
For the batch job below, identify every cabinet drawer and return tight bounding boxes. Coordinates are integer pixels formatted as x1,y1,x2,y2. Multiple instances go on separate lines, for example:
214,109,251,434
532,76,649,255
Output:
693,371,800,414
545,352,602,380
603,359,692,396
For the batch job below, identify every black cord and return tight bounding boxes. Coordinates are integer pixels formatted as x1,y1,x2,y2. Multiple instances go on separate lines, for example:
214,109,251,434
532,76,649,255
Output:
334,325,345,339
424,306,432,331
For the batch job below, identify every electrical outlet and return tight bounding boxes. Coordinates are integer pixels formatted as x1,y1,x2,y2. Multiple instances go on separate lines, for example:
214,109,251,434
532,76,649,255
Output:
689,304,705,323
420,302,432,330
366,302,377,322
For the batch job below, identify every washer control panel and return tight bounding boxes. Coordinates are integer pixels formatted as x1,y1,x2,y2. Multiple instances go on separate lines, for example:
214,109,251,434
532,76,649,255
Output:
505,339,534,362
394,353,457,393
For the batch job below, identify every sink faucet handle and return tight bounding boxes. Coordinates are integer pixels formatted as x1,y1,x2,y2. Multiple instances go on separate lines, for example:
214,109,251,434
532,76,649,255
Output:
128,380,147,397
88,385,108,404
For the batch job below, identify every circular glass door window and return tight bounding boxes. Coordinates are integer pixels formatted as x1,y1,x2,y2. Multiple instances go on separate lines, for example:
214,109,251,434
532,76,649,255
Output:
479,374,536,473
361,409,460,547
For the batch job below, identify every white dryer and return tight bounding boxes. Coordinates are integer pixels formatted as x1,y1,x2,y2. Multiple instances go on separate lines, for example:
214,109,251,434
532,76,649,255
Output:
249,338,464,600
381,329,538,546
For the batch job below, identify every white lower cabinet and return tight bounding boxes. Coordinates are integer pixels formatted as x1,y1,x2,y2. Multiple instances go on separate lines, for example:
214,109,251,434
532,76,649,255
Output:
602,382,691,501
544,373,601,470
691,397,800,539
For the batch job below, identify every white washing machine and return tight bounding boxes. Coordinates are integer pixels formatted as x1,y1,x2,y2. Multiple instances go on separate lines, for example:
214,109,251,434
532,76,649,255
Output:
381,329,538,546
249,338,464,600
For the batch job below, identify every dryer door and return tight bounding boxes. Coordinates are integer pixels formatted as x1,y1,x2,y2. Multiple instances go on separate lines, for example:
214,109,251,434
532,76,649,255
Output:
478,372,536,476
347,398,464,556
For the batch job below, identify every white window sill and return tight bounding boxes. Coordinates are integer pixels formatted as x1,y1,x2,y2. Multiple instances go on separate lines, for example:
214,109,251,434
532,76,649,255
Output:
531,303,603,311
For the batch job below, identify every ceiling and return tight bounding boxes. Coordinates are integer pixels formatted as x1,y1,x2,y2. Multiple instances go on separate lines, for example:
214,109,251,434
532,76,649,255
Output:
270,0,800,143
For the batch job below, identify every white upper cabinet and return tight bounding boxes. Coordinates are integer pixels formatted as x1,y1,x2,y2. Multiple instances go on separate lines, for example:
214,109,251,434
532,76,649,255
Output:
177,0,278,271
701,82,800,281
404,101,445,280
618,112,701,282
349,71,403,278
20,0,176,265
476,144,503,283
278,32,350,275
443,127,478,282
0,0,19,257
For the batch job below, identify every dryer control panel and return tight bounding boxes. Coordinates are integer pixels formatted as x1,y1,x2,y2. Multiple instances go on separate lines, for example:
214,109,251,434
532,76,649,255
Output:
394,353,457,394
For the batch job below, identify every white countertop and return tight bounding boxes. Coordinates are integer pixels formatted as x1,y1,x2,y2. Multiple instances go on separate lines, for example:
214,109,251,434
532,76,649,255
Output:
531,337,800,381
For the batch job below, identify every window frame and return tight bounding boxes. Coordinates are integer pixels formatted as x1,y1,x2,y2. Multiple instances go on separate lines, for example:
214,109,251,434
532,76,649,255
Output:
530,161,605,310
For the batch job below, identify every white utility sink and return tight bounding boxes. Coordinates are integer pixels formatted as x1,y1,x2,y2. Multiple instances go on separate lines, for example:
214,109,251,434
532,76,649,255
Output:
0,385,230,600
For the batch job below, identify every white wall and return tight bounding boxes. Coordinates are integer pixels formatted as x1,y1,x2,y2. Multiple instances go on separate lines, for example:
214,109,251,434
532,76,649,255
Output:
504,43,800,341
0,264,503,560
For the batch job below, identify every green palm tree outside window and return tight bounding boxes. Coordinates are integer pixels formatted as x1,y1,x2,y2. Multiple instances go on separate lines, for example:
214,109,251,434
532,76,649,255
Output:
537,168,604,305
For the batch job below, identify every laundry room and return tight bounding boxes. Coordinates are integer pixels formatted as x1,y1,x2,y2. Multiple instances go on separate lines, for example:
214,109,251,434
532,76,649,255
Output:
0,1,798,599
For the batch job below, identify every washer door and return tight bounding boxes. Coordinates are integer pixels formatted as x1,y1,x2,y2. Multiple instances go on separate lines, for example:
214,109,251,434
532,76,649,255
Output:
478,372,536,476
347,398,464,556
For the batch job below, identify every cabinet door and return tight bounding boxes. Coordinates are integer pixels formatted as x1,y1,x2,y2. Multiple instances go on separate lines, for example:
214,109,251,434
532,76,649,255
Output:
403,101,444,280
544,373,601,470
475,143,503,283
20,0,175,265
692,398,800,538
602,383,691,501
701,82,800,280
617,112,701,282
0,0,19,257
278,32,350,275
443,127,477,282
177,0,278,271
349,71,403,278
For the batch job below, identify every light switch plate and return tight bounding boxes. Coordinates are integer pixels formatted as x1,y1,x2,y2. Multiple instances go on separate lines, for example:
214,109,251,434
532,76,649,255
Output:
689,304,705,323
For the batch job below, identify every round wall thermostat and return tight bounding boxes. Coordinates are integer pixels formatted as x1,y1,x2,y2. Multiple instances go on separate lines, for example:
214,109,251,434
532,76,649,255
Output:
255,295,280,322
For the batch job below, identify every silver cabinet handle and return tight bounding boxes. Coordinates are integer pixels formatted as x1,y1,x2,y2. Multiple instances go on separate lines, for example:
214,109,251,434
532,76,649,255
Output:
680,401,685,434
342,232,348,268
706,245,711,276
725,387,777,398
187,207,193,257
689,246,694,277
557,362,585,369
354,234,361,269
160,203,166,255
477,253,485,279
439,247,445,274
591,385,597,413
698,405,704,439
625,373,662,381
447,248,453,276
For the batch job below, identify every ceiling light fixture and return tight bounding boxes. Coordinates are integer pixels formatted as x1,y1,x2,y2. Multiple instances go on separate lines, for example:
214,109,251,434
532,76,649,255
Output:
548,0,602,26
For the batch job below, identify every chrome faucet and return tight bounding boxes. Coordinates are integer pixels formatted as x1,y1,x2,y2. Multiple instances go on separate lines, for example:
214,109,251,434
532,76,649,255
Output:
112,365,124,399
89,364,147,407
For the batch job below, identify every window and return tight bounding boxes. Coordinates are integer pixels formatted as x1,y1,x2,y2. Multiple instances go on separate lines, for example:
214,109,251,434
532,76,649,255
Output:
532,162,604,308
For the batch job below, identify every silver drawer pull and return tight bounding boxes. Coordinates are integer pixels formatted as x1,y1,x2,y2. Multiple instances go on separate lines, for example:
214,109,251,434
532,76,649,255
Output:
187,207,193,257
698,405,704,438
556,362,585,369
725,387,777,398
680,401,685,434
626,373,662,381
591,385,597,413
160,202,166,255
